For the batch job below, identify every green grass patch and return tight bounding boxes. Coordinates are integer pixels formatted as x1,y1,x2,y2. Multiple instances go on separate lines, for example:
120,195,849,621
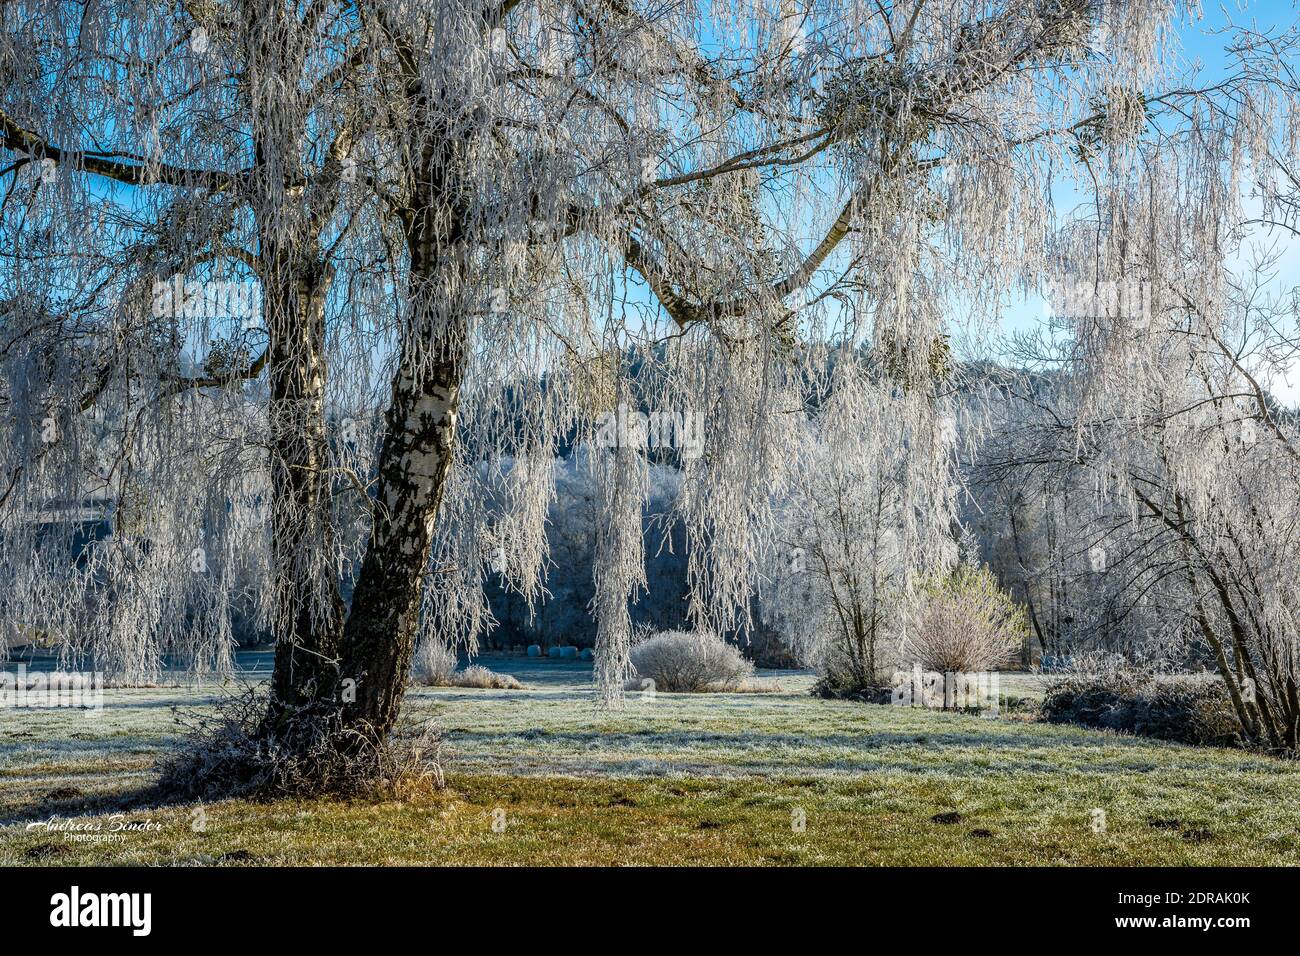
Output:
4,770,1297,865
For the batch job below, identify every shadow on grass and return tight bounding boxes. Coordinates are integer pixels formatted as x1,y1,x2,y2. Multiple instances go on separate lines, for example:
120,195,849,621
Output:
0,735,176,764
434,721,1282,780
443,724,1194,754
0,770,201,829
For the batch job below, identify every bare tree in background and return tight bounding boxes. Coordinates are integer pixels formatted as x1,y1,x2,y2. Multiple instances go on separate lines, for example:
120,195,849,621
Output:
978,176,1300,750
763,356,956,694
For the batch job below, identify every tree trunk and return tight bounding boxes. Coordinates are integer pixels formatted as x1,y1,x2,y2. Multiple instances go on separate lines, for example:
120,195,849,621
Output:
261,97,470,745
262,255,347,728
335,155,469,737
246,9,349,731
337,344,463,735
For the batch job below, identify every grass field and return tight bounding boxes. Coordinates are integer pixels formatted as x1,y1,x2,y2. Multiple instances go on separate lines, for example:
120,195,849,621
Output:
2,657,1297,865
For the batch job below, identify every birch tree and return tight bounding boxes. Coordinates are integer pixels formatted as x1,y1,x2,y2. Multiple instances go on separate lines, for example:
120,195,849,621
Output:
2,0,1290,781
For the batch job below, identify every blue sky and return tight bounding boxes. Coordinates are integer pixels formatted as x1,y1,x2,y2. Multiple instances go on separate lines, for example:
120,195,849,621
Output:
996,0,1300,404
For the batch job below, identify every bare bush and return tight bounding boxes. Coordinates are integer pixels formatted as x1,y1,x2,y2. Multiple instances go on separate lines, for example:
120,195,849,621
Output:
155,688,444,801
629,631,754,692
409,643,522,690
726,678,783,694
410,642,522,686
901,565,1026,673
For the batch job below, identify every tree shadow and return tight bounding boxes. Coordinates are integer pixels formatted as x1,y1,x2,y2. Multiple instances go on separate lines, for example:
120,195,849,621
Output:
1,774,200,829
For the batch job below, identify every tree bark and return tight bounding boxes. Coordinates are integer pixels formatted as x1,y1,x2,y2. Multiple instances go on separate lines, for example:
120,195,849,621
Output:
337,340,463,735
262,255,347,727
334,136,470,737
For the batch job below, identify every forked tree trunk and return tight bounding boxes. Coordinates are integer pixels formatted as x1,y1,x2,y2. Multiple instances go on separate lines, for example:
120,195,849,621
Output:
263,149,469,742
256,58,476,742
260,275,464,742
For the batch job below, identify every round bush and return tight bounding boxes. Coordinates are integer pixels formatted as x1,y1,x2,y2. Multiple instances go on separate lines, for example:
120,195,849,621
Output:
629,631,754,692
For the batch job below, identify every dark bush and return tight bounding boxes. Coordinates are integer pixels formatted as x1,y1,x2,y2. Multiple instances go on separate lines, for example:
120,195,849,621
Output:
1041,674,1244,748
810,677,891,704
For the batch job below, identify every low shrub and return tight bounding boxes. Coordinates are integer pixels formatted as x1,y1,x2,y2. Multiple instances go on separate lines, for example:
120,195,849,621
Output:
410,643,522,690
1041,672,1244,748
629,630,754,692
726,678,783,694
450,665,523,690
810,678,892,703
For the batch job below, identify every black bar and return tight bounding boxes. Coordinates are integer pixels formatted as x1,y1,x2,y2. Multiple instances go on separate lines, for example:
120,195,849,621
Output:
0,866,1279,942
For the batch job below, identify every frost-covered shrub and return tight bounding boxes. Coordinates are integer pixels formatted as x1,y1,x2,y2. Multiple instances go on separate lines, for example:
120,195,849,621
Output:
410,642,458,687
812,609,905,700
156,688,445,801
901,565,1026,672
629,631,753,692
726,677,783,693
451,665,523,690
811,678,893,704
1042,673,1243,748
410,645,521,689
